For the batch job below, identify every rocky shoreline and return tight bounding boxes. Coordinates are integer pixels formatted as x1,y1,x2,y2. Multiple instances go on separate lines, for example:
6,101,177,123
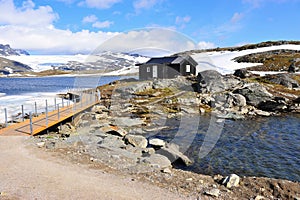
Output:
30,70,300,199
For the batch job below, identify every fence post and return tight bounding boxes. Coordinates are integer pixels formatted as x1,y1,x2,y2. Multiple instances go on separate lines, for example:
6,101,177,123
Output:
29,112,33,135
34,102,37,116
54,98,57,110
45,100,48,127
62,98,64,108
21,105,24,122
80,93,83,108
4,108,8,127
57,104,60,120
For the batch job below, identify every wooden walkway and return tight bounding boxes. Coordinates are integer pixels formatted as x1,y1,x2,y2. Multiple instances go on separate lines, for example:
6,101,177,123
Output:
0,93,99,136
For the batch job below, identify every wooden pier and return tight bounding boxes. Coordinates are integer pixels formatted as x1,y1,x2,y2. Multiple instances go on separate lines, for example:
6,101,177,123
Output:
0,91,100,136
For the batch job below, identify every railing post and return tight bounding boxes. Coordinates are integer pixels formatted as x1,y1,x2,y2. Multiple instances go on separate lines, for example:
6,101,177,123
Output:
21,105,24,122
34,102,37,116
80,93,83,108
54,98,57,110
4,108,8,127
29,112,33,135
57,104,60,120
45,100,48,127
97,90,101,102
62,98,64,108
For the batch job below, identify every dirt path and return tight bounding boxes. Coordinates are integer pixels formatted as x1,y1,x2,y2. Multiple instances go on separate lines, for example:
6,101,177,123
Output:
0,136,185,200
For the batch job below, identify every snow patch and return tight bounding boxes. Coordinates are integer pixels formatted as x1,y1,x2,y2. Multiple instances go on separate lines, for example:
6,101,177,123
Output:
191,44,300,74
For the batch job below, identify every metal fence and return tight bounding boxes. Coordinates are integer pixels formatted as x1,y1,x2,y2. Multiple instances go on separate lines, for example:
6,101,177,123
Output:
2,89,101,135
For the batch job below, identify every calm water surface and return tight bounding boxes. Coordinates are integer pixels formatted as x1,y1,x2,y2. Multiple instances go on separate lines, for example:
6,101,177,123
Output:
148,114,300,182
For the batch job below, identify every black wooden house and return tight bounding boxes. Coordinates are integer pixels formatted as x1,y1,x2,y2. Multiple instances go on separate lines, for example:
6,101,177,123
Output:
139,55,198,80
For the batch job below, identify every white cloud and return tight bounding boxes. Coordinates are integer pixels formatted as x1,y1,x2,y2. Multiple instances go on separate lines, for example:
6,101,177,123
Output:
198,41,216,49
242,0,299,7
0,25,117,54
175,16,191,24
133,0,161,10
0,0,59,27
92,20,114,28
0,1,118,54
82,15,98,23
175,15,191,29
81,0,122,9
231,12,244,24
94,28,197,56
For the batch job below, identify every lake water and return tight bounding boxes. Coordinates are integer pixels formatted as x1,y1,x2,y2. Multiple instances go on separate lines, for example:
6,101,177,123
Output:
147,114,300,182
0,76,133,123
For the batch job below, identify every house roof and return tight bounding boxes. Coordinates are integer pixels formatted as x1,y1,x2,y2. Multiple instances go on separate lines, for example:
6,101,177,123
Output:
145,55,198,66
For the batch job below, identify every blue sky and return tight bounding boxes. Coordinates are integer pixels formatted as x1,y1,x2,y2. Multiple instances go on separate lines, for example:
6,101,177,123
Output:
0,0,299,54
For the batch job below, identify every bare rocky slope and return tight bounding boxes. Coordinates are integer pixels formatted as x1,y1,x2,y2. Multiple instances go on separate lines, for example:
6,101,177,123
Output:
29,72,300,199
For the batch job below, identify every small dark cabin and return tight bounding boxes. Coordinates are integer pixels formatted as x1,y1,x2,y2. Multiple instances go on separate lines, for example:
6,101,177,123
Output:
139,55,198,80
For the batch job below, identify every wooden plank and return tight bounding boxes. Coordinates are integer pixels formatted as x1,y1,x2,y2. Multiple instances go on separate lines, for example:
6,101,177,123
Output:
0,95,99,136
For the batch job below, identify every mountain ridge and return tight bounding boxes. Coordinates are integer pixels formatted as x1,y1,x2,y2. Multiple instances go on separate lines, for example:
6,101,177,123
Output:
0,44,30,56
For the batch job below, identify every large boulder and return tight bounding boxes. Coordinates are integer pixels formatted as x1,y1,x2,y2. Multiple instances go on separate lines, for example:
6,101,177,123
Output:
98,135,127,149
124,134,148,148
197,70,241,93
258,97,288,112
156,143,192,166
233,69,253,79
141,154,172,169
234,83,273,107
114,117,144,127
263,74,299,88
211,93,247,109
100,124,127,137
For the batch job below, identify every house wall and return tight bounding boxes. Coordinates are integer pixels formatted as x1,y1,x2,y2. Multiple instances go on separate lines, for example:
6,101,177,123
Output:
139,60,196,80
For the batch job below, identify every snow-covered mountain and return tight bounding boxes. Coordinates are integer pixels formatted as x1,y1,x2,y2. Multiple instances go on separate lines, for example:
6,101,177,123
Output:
6,51,149,74
0,44,30,56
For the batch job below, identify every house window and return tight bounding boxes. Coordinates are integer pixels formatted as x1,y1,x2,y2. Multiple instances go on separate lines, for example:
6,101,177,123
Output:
147,67,150,72
186,65,191,73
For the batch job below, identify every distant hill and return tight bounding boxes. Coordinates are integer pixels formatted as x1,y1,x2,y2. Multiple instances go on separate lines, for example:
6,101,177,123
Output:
0,57,32,75
0,44,30,56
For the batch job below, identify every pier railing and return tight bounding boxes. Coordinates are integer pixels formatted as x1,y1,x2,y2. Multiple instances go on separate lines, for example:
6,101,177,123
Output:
1,89,101,135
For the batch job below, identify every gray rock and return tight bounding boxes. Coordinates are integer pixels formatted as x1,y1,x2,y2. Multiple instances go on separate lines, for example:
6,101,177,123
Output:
91,105,108,113
263,74,299,88
254,109,271,116
234,83,273,107
100,125,127,137
204,188,220,197
217,112,245,120
222,174,240,188
124,134,148,148
162,168,172,174
152,76,192,90
149,138,165,148
211,93,247,109
114,117,144,127
36,142,45,148
98,135,127,149
258,97,288,111
156,143,192,166
197,70,241,93
233,69,253,79
141,154,172,169
115,81,153,96
181,106,199,114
